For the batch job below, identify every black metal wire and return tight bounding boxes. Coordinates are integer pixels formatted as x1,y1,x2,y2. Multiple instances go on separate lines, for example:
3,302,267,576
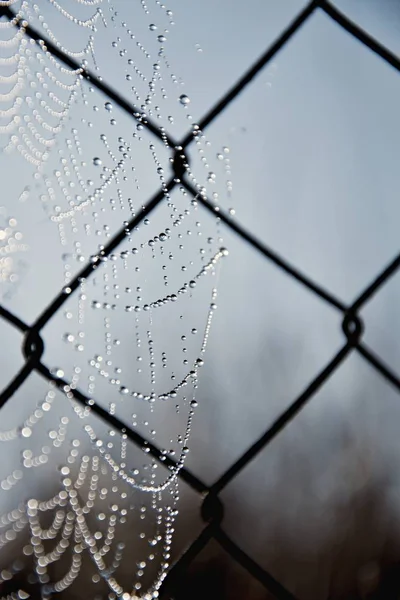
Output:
181,177,347,312
1,1,400,599
207,343,353,499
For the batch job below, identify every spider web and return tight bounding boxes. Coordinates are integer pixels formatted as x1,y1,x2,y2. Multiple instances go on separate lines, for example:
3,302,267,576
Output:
0,1,232,598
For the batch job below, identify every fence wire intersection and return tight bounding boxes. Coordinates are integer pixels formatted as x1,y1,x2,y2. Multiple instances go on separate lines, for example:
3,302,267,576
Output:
1,1,400,599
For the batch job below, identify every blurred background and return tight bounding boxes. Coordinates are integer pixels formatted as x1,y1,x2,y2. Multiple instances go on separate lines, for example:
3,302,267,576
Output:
1,1,400,598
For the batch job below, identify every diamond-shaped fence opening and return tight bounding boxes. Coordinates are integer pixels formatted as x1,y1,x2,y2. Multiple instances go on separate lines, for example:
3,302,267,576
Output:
1,2,400,599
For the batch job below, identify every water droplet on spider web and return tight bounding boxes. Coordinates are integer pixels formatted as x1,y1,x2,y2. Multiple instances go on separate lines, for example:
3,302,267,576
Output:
179,94,191,106
93,157,102,166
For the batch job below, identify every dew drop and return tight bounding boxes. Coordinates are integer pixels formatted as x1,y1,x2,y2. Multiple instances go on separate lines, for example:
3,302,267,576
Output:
104,102,113,112
93,157,102,166
179,94,190,106
55,368,64,378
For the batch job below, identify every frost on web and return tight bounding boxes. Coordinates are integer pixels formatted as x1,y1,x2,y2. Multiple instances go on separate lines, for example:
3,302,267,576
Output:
0,1,233,599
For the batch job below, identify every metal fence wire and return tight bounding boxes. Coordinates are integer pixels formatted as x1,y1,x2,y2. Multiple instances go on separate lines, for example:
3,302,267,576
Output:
1,2,400,599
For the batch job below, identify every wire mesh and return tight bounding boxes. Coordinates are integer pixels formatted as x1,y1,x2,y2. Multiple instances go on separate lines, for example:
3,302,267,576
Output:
1,1,400,598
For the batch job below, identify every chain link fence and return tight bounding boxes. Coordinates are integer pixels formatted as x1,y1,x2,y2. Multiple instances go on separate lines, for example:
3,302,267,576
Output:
1,1,400,598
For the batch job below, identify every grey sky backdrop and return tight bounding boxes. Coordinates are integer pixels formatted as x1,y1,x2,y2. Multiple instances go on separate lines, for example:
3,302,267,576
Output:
1,1,400,598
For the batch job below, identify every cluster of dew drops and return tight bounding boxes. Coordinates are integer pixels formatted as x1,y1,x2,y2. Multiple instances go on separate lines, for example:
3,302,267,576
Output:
0,1,236,598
